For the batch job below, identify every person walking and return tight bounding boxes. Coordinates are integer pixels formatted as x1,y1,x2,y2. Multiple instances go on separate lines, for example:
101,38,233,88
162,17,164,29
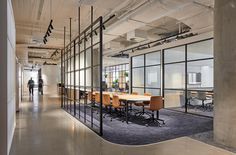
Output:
38,77,44,95
27,77,35,95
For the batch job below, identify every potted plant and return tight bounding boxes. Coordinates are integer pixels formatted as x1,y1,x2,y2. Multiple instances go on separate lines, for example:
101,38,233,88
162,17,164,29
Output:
124,72,128,77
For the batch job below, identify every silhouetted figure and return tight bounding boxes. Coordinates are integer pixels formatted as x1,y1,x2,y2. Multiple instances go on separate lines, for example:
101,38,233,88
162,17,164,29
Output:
38,77,44,95
27,77,35,95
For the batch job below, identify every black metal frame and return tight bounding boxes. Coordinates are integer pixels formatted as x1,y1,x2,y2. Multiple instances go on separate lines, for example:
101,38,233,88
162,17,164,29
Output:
131,38,214,117
131,51,162,95
61,6,104,135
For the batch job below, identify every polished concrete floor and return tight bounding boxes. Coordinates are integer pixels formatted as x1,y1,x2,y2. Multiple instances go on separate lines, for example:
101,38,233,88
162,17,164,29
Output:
10,94,235,155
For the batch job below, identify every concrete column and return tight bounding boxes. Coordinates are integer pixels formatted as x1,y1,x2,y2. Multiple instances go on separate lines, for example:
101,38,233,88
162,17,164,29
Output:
214,0,236,148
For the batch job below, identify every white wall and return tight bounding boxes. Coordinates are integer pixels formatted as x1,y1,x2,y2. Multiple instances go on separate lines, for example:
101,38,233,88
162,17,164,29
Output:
42,65,60,95
0,0,16,154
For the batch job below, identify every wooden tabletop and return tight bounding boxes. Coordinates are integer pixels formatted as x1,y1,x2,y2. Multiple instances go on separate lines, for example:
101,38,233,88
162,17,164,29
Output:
91,91,151,102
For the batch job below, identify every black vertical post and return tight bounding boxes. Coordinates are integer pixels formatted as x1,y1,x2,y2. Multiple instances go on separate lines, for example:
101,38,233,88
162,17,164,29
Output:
74,40,76,116
66,47,68,110
61,49,63,108
144,54,146,94
70,17,72,113
130,58,133,94
161,49,165,106
84,32,86,123
64,27,66,109
99,17,103,136
90,6,94,127
185,45,188,113
78,7,81,119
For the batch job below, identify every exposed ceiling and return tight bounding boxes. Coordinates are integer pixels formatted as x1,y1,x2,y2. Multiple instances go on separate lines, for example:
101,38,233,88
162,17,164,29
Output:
12,0,214,66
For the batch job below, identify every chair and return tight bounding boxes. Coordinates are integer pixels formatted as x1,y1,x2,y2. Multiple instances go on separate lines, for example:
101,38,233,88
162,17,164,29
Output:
95,93,100,104
102,94,112,118
110,95,125,121
197,91,212,111
87,91,95,106
94,93,100,114
134,93,151,116
144,96,165,126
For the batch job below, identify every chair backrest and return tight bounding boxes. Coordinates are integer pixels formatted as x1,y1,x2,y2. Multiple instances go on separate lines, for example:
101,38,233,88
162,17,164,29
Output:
149,96,163,110
95,93,100,103
197,92,207,100
112,95,120,108
144,93,151,96
103,94,111,106
132,92,138,95
88,91,93,101
187,91,192,99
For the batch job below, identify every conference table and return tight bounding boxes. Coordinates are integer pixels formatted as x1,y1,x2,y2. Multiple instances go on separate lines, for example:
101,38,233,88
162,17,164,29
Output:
92,92,151,123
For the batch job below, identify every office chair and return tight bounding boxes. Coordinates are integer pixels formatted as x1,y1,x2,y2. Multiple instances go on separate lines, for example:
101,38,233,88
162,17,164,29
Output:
132,92,138,95
144,96,165,126
102,94,112,118
110,95,125,121
134,93,151,116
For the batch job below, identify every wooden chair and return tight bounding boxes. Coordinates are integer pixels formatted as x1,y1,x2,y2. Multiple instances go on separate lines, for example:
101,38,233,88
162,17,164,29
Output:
144,96,165,126
132,92,138,95
87,91,95,106
134,93,151,116
102,94,112,118
111,95,125,121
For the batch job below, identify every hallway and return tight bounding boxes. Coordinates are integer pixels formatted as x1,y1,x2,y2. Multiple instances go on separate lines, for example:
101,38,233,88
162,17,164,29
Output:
9,94,235,155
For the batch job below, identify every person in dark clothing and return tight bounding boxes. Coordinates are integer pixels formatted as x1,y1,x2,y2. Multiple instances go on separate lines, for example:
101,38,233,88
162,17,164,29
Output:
38,77,44,95
27,77,35,95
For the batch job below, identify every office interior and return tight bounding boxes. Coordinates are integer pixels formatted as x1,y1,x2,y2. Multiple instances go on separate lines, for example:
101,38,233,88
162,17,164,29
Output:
1,0,236,154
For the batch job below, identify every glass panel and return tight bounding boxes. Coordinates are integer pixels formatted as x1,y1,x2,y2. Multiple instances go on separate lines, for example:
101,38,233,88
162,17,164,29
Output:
80,52,84,69
145,89,161,96
80,70,84,86
164,90,185,108
86,48,91,67
187,59,213,90
145,66,161,88
187,39,213,60
165,63,185,89
132,68,144,87
132,88,144,95
132,55,144,67
93,66,100,88
86,68,91,87
75,71,79,86
146,51,161,65
93,49,100,66
71,57,74,71
75,55,79,70
164,46,185,63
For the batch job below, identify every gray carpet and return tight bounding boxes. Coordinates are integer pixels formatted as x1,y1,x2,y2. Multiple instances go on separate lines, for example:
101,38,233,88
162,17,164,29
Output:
68,104,213,145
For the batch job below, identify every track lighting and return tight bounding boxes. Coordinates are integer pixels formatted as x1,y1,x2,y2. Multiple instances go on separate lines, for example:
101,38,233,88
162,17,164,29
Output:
47,31,50,37
42,19,54,45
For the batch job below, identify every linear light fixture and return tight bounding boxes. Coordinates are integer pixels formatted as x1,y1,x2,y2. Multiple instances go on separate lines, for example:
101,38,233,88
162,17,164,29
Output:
43,19,54,44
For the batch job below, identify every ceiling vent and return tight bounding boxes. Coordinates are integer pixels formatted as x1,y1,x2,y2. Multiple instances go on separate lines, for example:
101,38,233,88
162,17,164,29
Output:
127,29,147,42
104,41,124,50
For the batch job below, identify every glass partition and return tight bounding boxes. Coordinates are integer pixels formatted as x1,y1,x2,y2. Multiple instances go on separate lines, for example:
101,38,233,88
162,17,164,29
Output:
132,51,161,96
131,39,214,117
164,46,185,109
61,17,103,135
187,39,214,117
